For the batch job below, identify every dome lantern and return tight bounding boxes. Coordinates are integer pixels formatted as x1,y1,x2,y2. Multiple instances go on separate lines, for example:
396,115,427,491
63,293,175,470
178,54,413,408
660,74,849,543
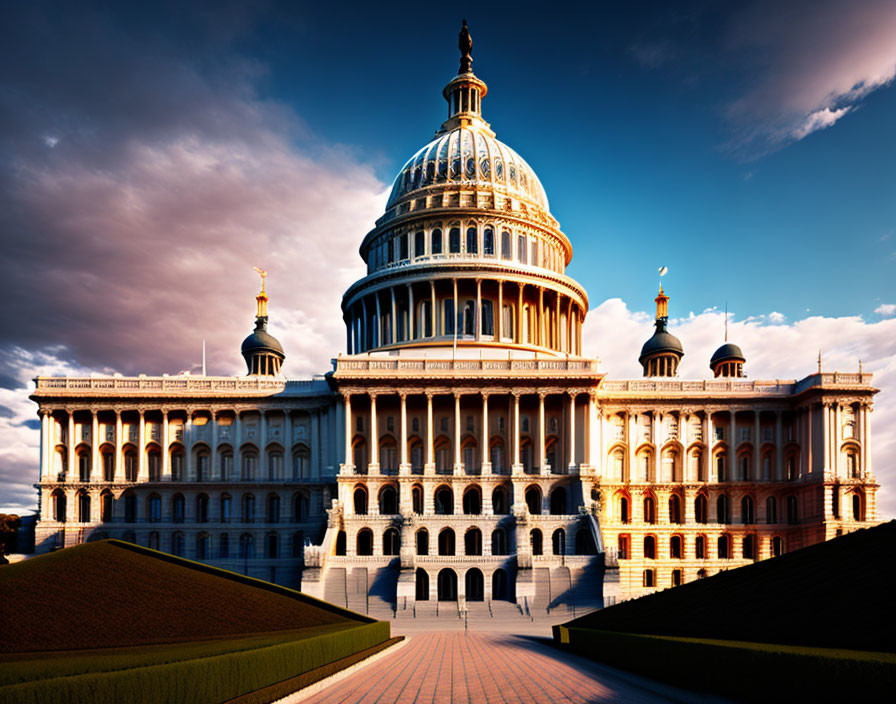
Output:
241,269,284,377
639,284,684,377
438,20,493,137
710,305,745,377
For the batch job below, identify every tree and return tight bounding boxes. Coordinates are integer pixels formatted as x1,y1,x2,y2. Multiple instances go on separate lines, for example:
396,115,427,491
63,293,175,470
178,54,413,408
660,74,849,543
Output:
0,514,21,564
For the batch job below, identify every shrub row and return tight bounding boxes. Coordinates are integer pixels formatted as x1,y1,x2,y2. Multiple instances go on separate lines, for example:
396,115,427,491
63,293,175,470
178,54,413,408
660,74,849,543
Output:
0,621,390,704
554,626,896,702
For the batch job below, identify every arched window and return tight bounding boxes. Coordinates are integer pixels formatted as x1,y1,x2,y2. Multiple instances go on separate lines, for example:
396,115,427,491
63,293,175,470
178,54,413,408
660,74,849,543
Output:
219,533,230,558
171,448,185,481
412,485,423,514
434,437,451,474
147,494,161,523
124,449,138,482
669,494,682,524
549,487,567,515
742,534,756,559
148,531,160,550
786,496,798,524
449,227,461,253
695,535,706,559
643,496,656,524
383,527,400,556
292,531,305,558
483,227,494,256
147,450,161,482
670,534,683,559
356,528,373,556
466,226,478,254
410,440,424,473
501,231,511,259
292,492,309,522
196,493,209,523
695,494,708,524
238,533,254,559
771,536,783,557
101,491,113,522
492,485,509,514
463,486,482,515
766,496,778,524
717,495,730,524
220,493,232,523
643,569,656,588
171,532,184,557
465,568,484,601
379,437,398,474
852,493,865,521
643,535,656,559
717,534,730,559
552,528,566,556
102,449,114,482
491,528,507,556
530,528,543,555
293,446,310,479
416,528,429,555
241,493,255,523
78,451,90,483
464,528,483,556
335,530,346,556
741,496,754,524
265,533,278,559
379,485,398,515
241,450,257,481
432,229,442,255
619,495,630,524
617,534,630,559
172,494,185,523
196,449,210,482
354,487,368,515
434,486,454,515
437,568,457,601
77,492,90,522
196,533,210,560
265,494,280,523
416,568,430,601
716,453,727,482
525,486,542,515
739,454,750,481
438,528,456,556
492,569,508,600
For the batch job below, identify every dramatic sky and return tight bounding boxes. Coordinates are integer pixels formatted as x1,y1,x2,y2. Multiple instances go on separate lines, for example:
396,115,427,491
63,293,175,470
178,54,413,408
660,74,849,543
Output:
1,0,895,515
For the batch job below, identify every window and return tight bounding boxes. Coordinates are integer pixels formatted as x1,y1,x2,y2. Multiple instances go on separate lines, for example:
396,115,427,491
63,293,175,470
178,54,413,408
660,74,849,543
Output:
670,535,682,559
518,235,527,264
172,494,185,523
218,533,230,558
266,533,278,559
717,495,729,524
444,300,455,336
197,534,209,560
786,496,798,524
741,496,754,524
742,534,756,559
266,494,280,523
617,534,630,560
643,496,656,524
643,535,656,559
449,227,461,253
242,494,255,523
466,227,478,254
530,529,543,555
669,495,682,524
501,231,511,259
412,485,423,514
853,493,864,521
483,228,494,255
717,535,730,559
171,532,184,557
619,496,630,524
695,494,708,524
398,233,408,260
766,496,778,524
695,535,706,559
221,494,232,522
643,569,656,588
148,494,161,523
414,231,425,257
196,494,209,523
771,536,783,557
672,569,683,587
431,229,442,254
480,300,494,336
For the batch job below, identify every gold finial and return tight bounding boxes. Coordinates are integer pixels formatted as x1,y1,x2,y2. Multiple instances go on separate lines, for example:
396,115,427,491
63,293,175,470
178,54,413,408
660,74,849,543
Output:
655,286,669,320
253,267,268,318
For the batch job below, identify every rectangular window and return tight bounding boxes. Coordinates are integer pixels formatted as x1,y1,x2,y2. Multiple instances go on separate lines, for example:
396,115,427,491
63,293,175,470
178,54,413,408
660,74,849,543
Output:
518,235,527,264
414,231,425,257
466,227,478,254
530,241,538,266
449,227,461,253
501,231,511,259
481,300,494,336
432,229,442,254
483,228,494,255
399,233,408,260
444,299,455,335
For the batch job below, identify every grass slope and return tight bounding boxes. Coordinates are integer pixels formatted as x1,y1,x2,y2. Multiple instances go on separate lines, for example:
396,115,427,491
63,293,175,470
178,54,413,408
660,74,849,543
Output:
0,540,370,653
562,521,896,652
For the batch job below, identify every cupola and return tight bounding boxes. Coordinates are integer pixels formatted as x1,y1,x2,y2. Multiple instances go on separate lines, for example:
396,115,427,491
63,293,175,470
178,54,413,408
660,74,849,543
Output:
241,270,284,376
638,285,684,377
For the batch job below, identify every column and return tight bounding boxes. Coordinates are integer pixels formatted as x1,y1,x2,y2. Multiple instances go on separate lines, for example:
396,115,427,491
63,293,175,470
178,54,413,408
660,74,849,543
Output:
407,284,415,341
259,410,267,480
538,393,547,474
833,402,840,477
481,393,490,473
360,297,368,352
369,393,379,472
452,278,458,337
430,281,437,337
162,411,170,480
863,404,872,475
425,392,435,473
730,410,737,476
310,410,320,479
538,288,544,346
211,411,219,478
391,288,397,344
703,411,712,482
343,394,352,471
822,402,830,473
475,279,482,341
754,412,761,479
516,285,523,343
627,410,636,482
555,295,561,350
453,392,462,475
114,409,123,482
137,410,147,481
345,319,352,354
374,292,382,348
512,393,522,473
653,412,661,481
90,411,100,481
586,393,595,469
40,410,50,480
775,411,783,481
399,392,409,474
67,411,75,479
497,282,503,340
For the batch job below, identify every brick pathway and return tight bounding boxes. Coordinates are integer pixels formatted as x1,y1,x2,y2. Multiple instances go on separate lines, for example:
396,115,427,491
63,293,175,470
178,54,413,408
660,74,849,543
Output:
303,632,713,704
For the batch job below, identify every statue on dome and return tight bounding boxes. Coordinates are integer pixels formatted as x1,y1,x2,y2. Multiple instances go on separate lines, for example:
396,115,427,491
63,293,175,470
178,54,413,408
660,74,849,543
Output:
458,19,473,74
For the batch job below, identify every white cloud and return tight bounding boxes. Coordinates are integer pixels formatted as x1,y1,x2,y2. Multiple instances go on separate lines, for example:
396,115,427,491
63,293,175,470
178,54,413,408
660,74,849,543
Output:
791,106,852,140
874,303,896,317
584,301,896,519
768,311,786,323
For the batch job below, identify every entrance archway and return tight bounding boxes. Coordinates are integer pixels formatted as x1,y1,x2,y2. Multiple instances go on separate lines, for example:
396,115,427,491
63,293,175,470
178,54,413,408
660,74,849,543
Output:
492,568,508,600
465,568,484,601
437,568,457,601
416,568,430,601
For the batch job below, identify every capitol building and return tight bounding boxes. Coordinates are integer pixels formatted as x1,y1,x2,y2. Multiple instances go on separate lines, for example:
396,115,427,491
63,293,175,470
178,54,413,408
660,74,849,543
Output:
30,24,879,609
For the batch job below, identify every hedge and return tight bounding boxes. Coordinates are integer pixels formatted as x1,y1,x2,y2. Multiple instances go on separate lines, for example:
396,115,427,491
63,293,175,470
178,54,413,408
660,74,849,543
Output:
0,621,390,704
554,626,896,702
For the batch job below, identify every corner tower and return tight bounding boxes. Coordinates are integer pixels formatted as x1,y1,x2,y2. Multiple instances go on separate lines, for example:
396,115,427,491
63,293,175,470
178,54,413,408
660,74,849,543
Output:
341,21,588,356
639,285,683,377
241,271,284,376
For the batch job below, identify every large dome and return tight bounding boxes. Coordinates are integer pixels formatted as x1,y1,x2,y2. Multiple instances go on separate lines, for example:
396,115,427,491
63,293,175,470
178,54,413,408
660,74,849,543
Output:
386,127,550,216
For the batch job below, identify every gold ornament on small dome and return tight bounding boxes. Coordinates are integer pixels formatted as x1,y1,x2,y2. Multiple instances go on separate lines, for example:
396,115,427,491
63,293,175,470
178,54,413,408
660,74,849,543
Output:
253,266,268,318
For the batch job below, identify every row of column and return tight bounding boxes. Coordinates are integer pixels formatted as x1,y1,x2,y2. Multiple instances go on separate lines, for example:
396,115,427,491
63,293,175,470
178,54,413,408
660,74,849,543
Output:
347,278,583,354
342,390,591,477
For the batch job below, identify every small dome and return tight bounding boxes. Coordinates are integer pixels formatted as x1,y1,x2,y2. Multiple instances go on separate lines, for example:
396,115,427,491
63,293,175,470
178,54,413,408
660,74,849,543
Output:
639,331,684,365
385,127,550,216
710,342,745,366
241,328,284,357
